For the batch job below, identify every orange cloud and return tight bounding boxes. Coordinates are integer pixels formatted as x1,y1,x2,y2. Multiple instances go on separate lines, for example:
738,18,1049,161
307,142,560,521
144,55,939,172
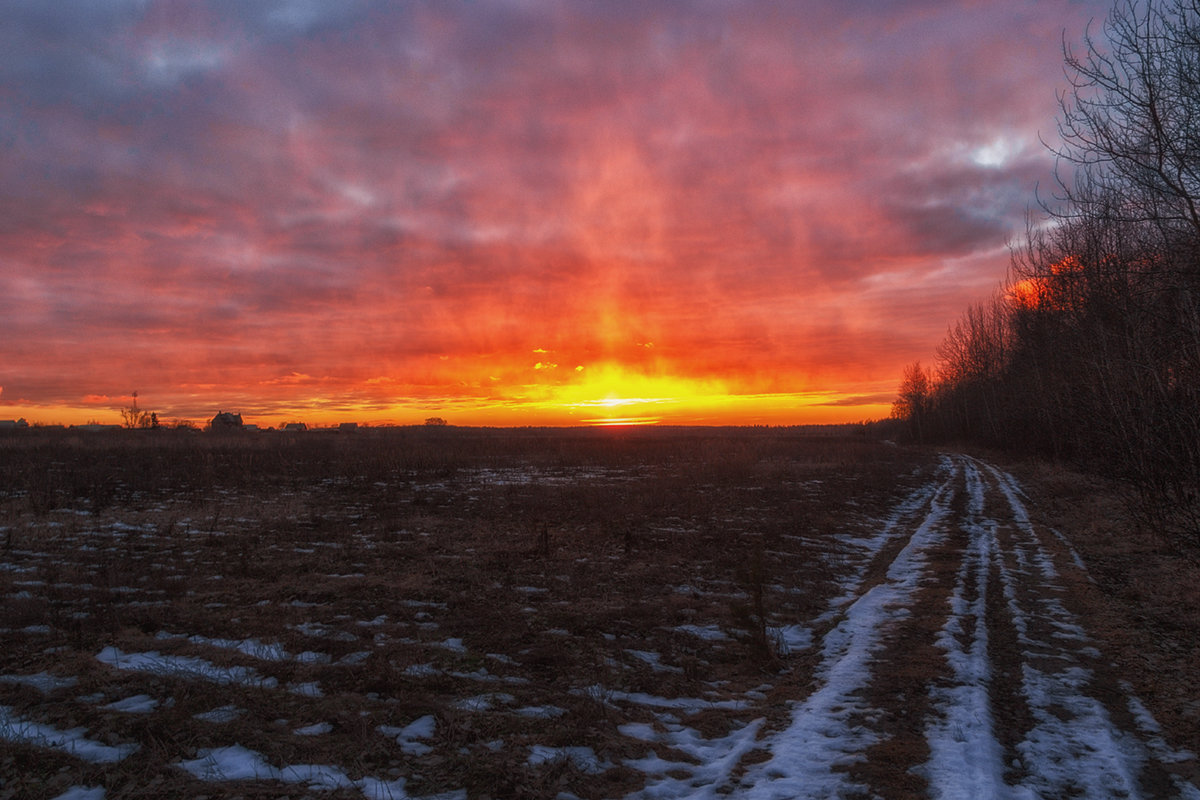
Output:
0,0,1111,427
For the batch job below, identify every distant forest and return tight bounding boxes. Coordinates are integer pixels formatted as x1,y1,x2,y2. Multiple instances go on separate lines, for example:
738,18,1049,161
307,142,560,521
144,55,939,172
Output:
893,0,1200,539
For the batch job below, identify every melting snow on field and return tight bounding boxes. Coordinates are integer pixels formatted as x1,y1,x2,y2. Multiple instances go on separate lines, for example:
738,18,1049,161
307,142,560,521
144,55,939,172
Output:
177,745,468,799
96,646,279,688
0,704,138,764
4,455,1198,799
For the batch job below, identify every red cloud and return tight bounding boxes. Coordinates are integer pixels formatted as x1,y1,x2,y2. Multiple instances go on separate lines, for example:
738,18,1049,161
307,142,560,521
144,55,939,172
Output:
0,0,1111,425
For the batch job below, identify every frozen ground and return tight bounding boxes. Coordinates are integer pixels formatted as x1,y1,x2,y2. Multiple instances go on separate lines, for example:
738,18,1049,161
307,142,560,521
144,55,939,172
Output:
0,439,1196,799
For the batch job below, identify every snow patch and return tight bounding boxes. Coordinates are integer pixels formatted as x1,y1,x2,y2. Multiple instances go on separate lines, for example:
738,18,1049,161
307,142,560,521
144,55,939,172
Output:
50,788,106,800
673,623,729,641
180,744,466,799
0,672,78,693
0,705,138,763
622,718,764,797
193,705,245,723
379,714,437,755
103,694,160,714
528,745,611,774
97,646,278,688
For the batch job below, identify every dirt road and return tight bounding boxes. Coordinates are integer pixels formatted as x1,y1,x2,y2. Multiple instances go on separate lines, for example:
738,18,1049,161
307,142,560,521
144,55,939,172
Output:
712,453,1199,799
633,455,1195,800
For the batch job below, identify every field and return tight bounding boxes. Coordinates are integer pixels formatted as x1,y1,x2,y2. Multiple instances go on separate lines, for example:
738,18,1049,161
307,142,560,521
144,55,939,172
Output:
0,427,1197,799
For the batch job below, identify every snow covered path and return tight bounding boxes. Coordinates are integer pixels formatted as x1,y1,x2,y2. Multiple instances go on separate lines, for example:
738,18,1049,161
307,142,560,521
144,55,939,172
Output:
727,453,1199,800
629,454,1198,799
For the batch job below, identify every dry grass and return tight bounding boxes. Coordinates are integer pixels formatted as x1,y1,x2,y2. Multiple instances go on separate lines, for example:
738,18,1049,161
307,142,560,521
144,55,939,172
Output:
0,427,929,799
1003,457,1200,782
7,431,1195,797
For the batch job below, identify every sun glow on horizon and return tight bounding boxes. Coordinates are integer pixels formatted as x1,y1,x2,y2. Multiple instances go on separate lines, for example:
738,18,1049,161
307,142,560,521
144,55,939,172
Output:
1,362,896,429
0,1,1114,439
2,324,898,430
519,362,736,425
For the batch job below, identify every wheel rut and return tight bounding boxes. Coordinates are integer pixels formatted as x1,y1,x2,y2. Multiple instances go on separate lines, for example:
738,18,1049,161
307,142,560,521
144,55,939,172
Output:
732,454,1199,800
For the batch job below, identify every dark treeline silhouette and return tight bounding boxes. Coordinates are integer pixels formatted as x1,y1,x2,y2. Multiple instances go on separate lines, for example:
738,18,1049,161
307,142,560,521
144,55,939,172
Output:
895,0,1200,540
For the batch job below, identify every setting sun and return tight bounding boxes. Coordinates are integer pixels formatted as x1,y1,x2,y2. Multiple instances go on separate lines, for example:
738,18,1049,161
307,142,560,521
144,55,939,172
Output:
527,364,733,425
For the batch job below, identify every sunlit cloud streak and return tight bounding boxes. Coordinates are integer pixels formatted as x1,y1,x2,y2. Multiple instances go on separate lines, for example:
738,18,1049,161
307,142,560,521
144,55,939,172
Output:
0,0,1111,425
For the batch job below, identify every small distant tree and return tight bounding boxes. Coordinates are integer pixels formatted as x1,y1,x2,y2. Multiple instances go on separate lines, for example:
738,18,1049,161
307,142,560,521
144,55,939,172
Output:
120,391,153,429
424,417,448,426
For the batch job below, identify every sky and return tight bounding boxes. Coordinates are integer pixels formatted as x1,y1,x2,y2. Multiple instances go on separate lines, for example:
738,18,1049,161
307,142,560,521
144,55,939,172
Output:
0,0,1113,428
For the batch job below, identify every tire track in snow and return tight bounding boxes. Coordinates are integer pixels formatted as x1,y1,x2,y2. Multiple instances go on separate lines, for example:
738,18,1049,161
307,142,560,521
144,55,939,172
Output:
974,460,1200,800
624,454,1198,800
922,456,1199,800
732,456,961,798
920,456,1010,798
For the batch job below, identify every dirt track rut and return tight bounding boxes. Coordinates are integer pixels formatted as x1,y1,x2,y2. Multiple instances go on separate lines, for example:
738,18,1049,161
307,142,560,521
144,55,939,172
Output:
733,453,1199,800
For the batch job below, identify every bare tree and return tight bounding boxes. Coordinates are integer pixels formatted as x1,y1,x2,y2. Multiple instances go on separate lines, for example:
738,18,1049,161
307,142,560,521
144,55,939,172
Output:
1054,0,1200,239
892,362,932,444
901,0,1200,539
1032,0,1200,535
120,391,153,429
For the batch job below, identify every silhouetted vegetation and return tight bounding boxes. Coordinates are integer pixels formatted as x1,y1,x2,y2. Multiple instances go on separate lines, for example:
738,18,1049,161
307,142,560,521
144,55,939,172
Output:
119,391,155,429
894,0,1200,541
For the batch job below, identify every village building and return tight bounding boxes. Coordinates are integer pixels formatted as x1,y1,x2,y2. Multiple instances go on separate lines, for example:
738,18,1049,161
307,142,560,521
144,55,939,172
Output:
210,411,244,430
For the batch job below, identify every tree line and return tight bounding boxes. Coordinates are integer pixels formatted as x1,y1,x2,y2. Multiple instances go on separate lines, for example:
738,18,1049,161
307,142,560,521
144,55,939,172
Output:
894,0,1200,540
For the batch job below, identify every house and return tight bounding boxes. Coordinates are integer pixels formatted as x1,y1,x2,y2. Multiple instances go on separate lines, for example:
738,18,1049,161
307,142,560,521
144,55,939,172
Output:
0,418,29,430
282,422,307,432
210,411,244,431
